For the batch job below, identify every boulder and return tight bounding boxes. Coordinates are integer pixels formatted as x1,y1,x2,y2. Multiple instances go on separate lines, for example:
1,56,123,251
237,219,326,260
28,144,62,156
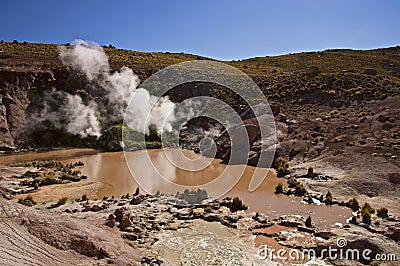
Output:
388,173,400,184
306,66,321,76
105,219,115,228
363,68,377,75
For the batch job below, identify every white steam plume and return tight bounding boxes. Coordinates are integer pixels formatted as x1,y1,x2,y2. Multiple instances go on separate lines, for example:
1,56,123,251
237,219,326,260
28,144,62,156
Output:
29,39,176,138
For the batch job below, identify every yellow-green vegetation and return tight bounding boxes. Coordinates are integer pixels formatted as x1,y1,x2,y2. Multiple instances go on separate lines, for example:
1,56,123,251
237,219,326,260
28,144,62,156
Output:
1,41,398,103
347,197,360,211
55,197,68,207
9,160,85,187
98,123,162,151
273,157,290,177
361,202,375,215
362,209,372,225
204,205,213,213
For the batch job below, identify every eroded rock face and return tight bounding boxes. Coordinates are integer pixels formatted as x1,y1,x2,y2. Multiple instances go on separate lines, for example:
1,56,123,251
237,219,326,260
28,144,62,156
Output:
204,102,277,167
0,197,143,265
0,69,54,149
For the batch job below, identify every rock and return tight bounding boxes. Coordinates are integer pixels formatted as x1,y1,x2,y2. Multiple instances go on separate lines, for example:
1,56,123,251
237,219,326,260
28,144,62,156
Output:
119,215,133,228
315,231,335,240
122,233,138,241
388,173,400,184
202,213,221,222
278,113,287,123
107,140,125,152
279,215,304,227
114,208,125,223
141,257,163,266
129,195,144,205
385,228,400,242
177,188,208,205
298,226,315,234
363,68,377,75
306,66,321,76
91,205,101,212
382,122,394,130
105,219,115,228
377,114,388,123
307,167,315,178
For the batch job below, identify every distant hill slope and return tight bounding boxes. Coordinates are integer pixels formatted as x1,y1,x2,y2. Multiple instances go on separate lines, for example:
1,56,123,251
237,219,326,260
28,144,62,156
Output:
0,41,399,148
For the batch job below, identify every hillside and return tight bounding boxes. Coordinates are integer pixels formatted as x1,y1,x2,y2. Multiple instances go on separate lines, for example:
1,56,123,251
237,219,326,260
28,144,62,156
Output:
0,42,399,148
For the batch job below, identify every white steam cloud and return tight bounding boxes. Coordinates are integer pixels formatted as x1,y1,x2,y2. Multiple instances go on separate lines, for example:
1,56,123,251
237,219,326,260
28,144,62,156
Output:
29,40,176,138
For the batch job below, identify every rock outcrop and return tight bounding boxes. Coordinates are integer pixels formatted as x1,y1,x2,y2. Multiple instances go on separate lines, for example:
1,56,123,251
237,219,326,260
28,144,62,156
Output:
0,69,54,148
204,102,277,167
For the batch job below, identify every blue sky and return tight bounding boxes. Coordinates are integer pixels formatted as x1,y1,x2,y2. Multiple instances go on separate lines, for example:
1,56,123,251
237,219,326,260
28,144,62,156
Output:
1,0,399,60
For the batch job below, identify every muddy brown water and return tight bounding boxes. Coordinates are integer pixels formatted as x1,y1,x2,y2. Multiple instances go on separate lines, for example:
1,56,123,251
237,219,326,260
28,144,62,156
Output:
0,148,351,229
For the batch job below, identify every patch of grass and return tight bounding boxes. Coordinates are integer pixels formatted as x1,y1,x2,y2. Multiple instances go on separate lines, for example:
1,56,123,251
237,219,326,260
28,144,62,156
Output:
17,195,36,207
56,197,68,207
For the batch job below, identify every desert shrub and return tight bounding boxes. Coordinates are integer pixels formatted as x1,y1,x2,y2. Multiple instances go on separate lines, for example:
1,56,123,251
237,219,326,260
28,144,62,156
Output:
305,216,312,227
347,197,360,211
287,177,299,188
361,202,375,215
273,157,290,177
60,173,81,182
17,195,36,207
294,184,307,196
324,191,333,205
56,197,68,206
362,209,371,225
81,194,88,201
40,176,62,186
376,207,388,219
229,197,246,212
275,183,283,194
204,205,213,213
